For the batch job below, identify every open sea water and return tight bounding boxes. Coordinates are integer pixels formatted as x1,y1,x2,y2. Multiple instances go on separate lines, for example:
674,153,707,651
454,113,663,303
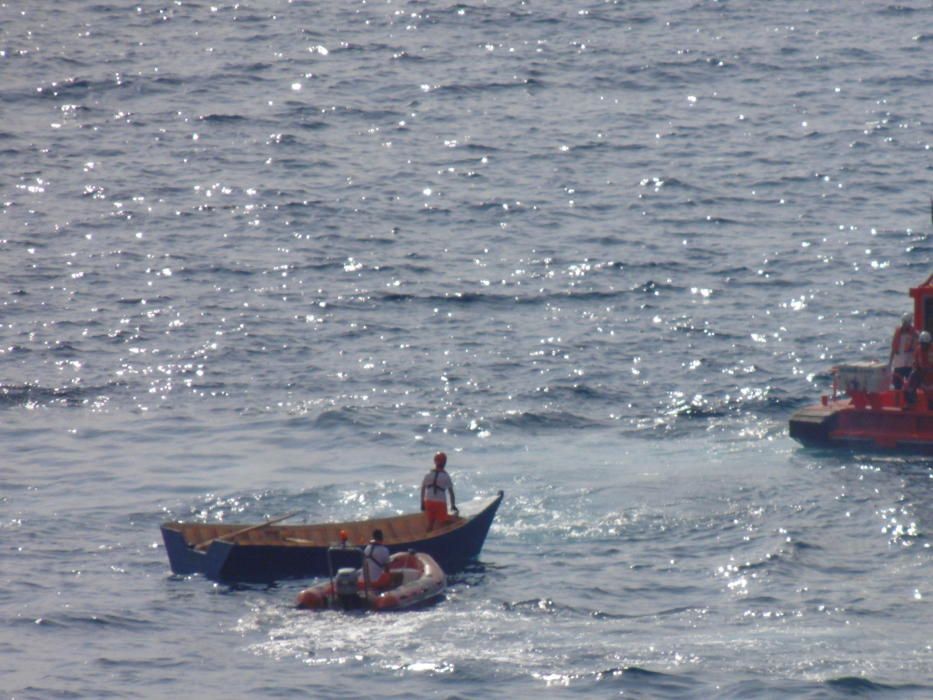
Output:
2,1,932,697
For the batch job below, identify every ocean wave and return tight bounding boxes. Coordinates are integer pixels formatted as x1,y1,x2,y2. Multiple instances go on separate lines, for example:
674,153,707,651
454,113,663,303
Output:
197,113,249,124
370,290,546,307
591,666,702,695
497,410,604,432
0,382,122,409
824,676,920,694
433,80,541,96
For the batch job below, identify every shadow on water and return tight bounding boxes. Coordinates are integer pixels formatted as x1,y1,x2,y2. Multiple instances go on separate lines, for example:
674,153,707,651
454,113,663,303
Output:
446,560,502,588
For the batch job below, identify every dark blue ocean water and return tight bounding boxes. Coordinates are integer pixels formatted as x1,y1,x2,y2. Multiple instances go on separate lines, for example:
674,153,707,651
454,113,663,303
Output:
2,1,932,697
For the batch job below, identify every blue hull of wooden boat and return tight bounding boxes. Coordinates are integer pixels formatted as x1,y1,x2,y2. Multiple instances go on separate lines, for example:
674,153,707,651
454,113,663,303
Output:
161,491,503,583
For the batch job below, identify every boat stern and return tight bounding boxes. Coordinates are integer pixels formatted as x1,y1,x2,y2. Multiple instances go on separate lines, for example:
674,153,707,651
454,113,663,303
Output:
160,523,232,580
789,403,841,447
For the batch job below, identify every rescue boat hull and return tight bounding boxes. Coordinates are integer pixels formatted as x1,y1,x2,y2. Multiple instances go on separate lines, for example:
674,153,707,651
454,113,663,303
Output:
790,398,933,453
790,274,933,454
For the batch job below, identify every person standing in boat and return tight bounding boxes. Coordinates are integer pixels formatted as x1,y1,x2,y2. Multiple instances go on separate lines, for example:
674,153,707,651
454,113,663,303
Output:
905,331,933,408
361,529,392,589
889,312,919,390
421,451,458,531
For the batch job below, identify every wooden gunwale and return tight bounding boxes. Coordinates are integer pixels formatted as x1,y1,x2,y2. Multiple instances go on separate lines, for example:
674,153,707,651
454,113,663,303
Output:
163,510,460,548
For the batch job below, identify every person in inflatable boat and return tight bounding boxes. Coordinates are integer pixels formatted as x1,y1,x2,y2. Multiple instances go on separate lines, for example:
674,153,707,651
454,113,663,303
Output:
889,312,918,390
421,451,458,532
361,529,392,589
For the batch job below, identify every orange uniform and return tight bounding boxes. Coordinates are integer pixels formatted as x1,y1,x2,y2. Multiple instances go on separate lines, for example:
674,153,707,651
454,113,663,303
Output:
914,343,933,383
890,323,919,390
891,325,918,369
421,452,457,531
906,341,933,405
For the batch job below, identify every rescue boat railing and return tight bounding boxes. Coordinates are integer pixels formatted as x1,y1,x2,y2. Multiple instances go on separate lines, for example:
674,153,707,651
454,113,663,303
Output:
826,363,896,409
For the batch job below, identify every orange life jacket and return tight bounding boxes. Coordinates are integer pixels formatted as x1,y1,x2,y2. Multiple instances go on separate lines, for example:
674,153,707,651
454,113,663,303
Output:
914,344,933,376
893,326,918,367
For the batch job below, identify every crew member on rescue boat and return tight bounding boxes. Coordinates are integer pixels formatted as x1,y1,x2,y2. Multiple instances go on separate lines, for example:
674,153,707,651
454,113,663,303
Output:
421,451,457,532
905,331,933,408
361,529,392,589
888,312,919,390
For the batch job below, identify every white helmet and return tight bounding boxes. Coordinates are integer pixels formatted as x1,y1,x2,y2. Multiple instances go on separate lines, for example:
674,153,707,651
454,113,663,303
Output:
920,331,931,344
902,312,913,325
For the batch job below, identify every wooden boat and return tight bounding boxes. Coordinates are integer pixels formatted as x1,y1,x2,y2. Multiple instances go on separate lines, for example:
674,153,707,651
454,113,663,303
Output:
160,491,503,583
296,551,446,611
790,274,933,452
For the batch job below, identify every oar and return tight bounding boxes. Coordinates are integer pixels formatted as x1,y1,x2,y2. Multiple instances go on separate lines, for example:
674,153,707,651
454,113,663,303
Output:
193,511,301,551
284,537,317,546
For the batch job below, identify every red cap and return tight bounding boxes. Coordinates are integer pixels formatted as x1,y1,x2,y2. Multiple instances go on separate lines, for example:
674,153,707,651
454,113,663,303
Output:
434,451,447,468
